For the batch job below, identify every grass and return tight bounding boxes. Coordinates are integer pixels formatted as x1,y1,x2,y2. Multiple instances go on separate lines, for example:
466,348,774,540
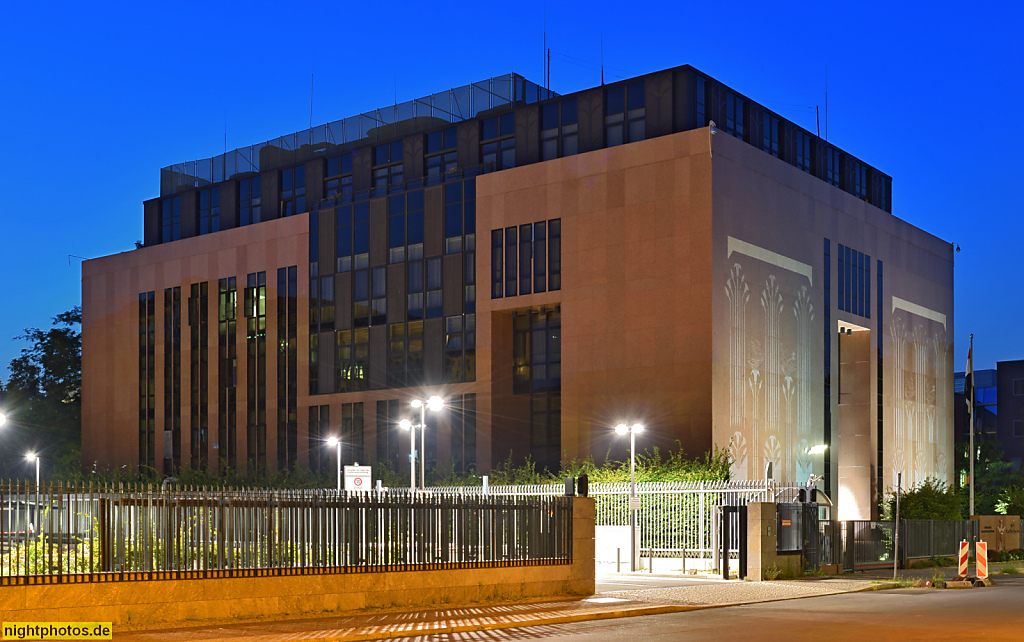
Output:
997,563,1022,575
870,576,927,590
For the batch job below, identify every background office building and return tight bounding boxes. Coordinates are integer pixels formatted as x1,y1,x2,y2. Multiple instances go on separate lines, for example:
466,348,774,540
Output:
82,64,954,519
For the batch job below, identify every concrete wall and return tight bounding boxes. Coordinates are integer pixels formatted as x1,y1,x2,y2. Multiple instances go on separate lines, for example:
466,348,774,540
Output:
476,129,715,466
0,498,595,631
710,132,954,518
746,502,802,580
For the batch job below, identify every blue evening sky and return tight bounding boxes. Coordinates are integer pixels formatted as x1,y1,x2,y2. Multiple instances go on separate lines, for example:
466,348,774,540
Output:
0,0,1019,381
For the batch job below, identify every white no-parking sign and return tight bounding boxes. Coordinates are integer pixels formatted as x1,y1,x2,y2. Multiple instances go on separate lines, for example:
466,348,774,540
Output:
344,465,372,491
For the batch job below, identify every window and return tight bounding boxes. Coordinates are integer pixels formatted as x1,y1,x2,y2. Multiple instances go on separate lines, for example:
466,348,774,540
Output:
388,191,424,264
354,267,385,327
724,92,744,140
337,328,369,392
824,148,841,187
336,202,370,273
340,403,364,465
491,229,503,299
425,126,458,180
388,321,424,388
849,160,867,199
1014,420,1024,438
513,308,561,394
199,187,220,235
308,405,329,473
163,286,182,473
217,277,237,469
871,173,890,212
694,75,706,128
310,274,334,333
1014,379,1024,396
491,219,560,299
280,166,306,217
445,314,476,383
376,399,402,473
838,244,870,318
450,394,477,473
531,392,561,474
244,272,267,469
239,176,261,226
761,113,779,157
541,97,578,160
188,282,209,471
407,257,442,320
481,113,515,171
606,81,645,146
325,153,353,199
444,180,476,254
373,141,404,194
277,266,297,468
139,291,156,470
161,195,181,243
793,130,811,173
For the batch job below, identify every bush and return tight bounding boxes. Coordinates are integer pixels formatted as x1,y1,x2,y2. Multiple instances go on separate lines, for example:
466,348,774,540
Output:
882,478,965,520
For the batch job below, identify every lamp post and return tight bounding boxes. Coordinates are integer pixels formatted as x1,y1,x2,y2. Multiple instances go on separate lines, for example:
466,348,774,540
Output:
410,396,445,490
326,436,341,492
26,452,40,531
614,422,644,572
399,419,417,491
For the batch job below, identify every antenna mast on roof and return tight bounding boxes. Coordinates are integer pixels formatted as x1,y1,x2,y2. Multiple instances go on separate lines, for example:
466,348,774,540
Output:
825,65,828,141
309,48,315,129
600,36,605,85
543,9,546,90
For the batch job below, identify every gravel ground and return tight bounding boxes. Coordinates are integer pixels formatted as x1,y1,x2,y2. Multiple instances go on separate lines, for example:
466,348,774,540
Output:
601,578,877,606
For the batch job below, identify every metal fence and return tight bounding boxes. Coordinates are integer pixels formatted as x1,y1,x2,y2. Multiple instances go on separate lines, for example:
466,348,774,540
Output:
429,480,803,560
817,519,979,571
0,482,571,584
160,74,557,195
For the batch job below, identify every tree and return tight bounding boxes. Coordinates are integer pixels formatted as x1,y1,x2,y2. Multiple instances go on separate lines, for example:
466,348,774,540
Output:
883,477,965,520
0,307,81,477
955,439,1016,516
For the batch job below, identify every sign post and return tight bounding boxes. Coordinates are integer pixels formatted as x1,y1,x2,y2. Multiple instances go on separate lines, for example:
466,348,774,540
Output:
344,465,372,492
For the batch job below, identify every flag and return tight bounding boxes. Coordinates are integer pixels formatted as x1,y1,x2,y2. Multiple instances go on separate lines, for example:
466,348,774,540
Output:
965,336,973,416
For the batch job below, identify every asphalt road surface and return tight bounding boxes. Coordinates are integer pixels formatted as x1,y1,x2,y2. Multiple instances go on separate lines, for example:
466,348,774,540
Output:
394,575,1024,641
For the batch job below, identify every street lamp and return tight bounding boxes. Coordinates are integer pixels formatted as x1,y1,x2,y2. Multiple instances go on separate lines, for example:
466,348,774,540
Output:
26,452,40,530
409,396,445,490
326,436,341,492
614,422,644,572
0,411,7,427
25,452,40,488
399,419,417,491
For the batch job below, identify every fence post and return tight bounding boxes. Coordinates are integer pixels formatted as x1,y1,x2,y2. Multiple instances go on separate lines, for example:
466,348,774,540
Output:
699,482,706,565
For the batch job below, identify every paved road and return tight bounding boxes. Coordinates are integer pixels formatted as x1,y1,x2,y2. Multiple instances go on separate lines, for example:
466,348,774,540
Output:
595,573,720,592
390,576,1024,641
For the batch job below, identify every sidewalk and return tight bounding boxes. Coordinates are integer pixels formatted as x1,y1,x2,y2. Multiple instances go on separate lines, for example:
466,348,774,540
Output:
112,575,877,641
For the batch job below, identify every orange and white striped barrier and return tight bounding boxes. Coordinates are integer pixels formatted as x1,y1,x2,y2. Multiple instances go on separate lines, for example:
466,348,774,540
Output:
977,541,988,580
959,540,969,577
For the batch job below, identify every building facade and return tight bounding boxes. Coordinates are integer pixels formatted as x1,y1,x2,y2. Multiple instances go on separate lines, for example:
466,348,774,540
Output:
82,65,953,518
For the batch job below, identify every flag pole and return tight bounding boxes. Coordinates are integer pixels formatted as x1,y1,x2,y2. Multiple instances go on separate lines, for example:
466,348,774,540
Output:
969,333,975,518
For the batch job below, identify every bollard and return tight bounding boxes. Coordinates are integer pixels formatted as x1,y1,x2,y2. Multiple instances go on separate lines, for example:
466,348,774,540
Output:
617,548,621,573
959,540,969,577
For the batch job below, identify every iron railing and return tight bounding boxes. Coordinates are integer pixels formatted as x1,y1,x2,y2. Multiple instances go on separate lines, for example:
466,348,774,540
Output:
816,519,980,571
0,482,572,584
428,480,803,560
